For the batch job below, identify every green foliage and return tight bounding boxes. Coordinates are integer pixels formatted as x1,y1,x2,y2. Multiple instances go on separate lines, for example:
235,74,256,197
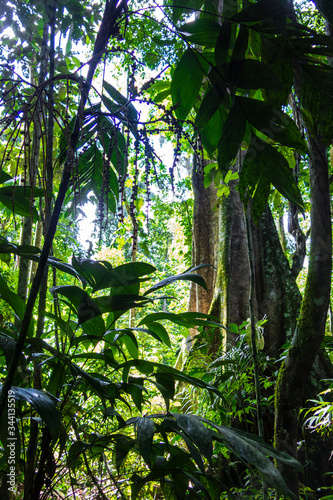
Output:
0,255,300,498
0,0,331,497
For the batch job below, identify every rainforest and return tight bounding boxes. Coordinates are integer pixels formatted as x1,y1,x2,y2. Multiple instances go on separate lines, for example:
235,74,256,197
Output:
0,0,332,498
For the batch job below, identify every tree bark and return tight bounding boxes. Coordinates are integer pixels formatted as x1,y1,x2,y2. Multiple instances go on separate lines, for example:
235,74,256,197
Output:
189,157,218,318
274,134,332,496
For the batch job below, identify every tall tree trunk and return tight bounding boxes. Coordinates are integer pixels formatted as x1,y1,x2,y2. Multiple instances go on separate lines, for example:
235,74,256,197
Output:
210,180,250,345
189,156,218,318
274,133,332,495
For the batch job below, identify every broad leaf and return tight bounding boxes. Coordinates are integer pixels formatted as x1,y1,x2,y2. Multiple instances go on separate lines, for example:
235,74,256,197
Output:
0,186,43,220
103,80,138,124
199,417,298,499
0,274,26,322
0,171,12,184
0,236,40,256
261,36,294,107
239,135,304,222
135,417,155,464
72,257,156,292
0,385,61,441
195,86,226,132
237,96,308,153
217,100,246,173
119,359,222,398
94,294,151,314
144,272,207,296
173,413,213,463
220,60,283,90
171,49,206,121
215,19,232,66
232,0,290,24
50,285,101,325
177,19,221,48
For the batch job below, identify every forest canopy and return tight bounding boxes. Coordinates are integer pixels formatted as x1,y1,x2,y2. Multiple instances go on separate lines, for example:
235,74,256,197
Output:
0,0,333,499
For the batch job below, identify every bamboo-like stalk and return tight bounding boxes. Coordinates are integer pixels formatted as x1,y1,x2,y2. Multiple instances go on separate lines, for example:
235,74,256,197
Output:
0,0,129,418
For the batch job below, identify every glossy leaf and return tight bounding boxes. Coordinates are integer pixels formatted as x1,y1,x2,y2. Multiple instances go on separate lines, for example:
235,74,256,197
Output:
144,272,207,296
72,257,156,292
217,100,246,172
171,49,206,121
27,254,86,285
177,19,221,47
135,417,155,464
199,417,298,499
1,385,61,441
119,359,222,398
0,171,12,184
0,236,40,256
215,19,232,66
239,135,304,222
237,96,308,153
94,294,151,314
103,80,138,123
173,413,213,464
50,285,101,325
140,311,225,330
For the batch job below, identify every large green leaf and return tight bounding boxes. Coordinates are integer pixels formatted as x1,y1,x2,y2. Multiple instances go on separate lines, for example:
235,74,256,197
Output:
103,81,138,122
239,135,304,222
119,359,222,398
177,19,221,47
0,186,43,220
0,385,61,441
217,100,246,173
195,86,226,132
135,417,155,465
0,236,40,256
219,60,283,90
300,65,333,145
72,257,156,292
237,96,308,153
173,413,213,464
215,19,232,66
139,311,225,330
50,285,101,325
94,295,151,314
26,254,86,285
0,274,25,321
232,0,290,24
198,417,299,499
0,171,12,184
199,102,229,155
72,256,112,289
261,36,293,107
144,271,207,296
171,49,206,121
